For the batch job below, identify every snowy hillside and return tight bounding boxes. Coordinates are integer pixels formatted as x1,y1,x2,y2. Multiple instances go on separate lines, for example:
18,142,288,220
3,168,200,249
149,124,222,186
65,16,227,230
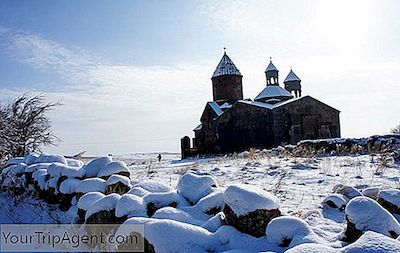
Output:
1,135,400,252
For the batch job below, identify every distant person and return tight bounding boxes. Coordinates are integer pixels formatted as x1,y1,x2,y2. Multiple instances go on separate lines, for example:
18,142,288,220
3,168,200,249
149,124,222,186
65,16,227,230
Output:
157,154,162,162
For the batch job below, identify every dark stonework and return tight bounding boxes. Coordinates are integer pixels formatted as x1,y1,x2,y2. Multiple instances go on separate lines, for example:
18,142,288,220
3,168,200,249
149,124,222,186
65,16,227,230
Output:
212,75,243,103
223,204,281,238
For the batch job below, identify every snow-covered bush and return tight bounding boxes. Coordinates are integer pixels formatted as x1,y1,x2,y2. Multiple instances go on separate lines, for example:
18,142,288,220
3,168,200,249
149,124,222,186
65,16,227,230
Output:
266,216,320,248
177,173,218,204
83,156,112,177
223,184,281,237
106,175,132,195
378,189,400,214
97,161,130,179
342,196,400,242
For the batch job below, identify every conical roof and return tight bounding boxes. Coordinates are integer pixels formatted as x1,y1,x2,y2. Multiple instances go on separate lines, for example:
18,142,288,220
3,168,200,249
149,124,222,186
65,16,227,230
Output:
212,52,242,78
284,69,301,82
265,60,278,73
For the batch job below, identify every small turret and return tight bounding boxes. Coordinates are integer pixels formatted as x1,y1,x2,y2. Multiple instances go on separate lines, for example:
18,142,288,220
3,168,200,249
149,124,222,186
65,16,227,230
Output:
284,69,302,98
265,58,279,85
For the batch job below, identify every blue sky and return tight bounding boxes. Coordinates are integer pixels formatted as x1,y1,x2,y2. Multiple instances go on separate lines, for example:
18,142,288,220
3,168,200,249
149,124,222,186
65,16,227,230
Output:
0,0,399,155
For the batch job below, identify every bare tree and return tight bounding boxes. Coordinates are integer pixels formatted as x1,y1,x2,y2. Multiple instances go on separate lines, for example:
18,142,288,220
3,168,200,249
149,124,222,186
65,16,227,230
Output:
390,124,400,135
0,94,61,158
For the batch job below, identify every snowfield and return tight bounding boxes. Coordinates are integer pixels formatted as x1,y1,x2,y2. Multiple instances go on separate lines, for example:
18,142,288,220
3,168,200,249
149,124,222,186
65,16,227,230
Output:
1,136,400,252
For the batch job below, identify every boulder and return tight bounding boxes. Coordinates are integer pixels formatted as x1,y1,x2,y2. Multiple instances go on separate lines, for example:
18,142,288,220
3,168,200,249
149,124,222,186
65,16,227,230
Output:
106,175,132,195
177,173,218,204
378,189,400,214
97,161,130,179
223,184,281,237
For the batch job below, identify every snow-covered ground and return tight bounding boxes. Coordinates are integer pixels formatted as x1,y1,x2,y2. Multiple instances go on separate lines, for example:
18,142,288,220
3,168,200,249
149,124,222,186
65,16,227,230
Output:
1,147,400,252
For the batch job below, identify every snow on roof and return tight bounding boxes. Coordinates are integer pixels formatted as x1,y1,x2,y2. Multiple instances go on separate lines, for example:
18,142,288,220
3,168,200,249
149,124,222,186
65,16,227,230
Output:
77,192,105,211
212,52,241,78
378,189,400,208
134,180,174,193
345,196,400,237
76,178,107,193
84,156,113,177
238,100,275,110
284,69,301,82
177,173,218,204
208,102,224,116
85,193,121,220
59,178,81,194
220,102,232,110
265,60,278,72
115,194,146,218
97,161,129,178
224,184,279,216
193,124,202,131
106,174,132,187
255,85,293,101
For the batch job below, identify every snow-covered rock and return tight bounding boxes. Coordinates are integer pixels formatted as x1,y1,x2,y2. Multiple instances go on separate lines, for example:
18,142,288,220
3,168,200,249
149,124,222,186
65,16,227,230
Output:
343,196,400,242
76,178,107,194
152,207,195,224
85,193,121,221
24,153,39,165
77,192,105,211
334,185,363,200
8,163,27,175
35,154,67,165
377,188,400,214
59,178,81,194
115,194,146,218
5,157,25,167
322,194,348,210
202,212,226,232
194,190,225,215
106,174,132,187
342,231,400,253
266,216,320,248
144,191,179,216
127,187,151,197
177,173,218,204
361,187,381,199
83,156,112,177
32,169,49,190
134,180,174,193
66,158,84,168
223,184,281,237
25,163,51,173
47,162,85,178
285,243,337,253
116,217,219,253
97,161,130,179
224,184,279,216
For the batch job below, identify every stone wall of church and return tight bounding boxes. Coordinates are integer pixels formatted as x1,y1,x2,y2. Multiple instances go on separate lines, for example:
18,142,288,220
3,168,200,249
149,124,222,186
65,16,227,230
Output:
212,75,243,103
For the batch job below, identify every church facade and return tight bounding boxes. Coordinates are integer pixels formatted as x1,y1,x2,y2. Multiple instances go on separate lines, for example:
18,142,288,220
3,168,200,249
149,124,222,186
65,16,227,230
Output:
181,52,341,158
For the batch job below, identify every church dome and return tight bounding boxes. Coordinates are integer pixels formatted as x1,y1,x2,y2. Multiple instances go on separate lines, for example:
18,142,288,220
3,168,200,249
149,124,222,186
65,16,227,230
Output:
212,52,242,78
284,69,301,83
255,85,293,103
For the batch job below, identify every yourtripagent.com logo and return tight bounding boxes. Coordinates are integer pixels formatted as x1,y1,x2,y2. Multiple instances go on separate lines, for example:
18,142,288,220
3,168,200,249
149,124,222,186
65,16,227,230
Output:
0,224,144,252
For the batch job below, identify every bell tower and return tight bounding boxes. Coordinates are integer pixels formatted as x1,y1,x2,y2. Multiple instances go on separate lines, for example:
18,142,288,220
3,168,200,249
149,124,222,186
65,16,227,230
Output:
284,68,302,98
211,51,243,103
265,58,279,85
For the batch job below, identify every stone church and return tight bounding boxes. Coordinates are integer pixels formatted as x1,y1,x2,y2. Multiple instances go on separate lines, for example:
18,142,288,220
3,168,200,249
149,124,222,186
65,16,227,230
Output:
181,52,340,158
